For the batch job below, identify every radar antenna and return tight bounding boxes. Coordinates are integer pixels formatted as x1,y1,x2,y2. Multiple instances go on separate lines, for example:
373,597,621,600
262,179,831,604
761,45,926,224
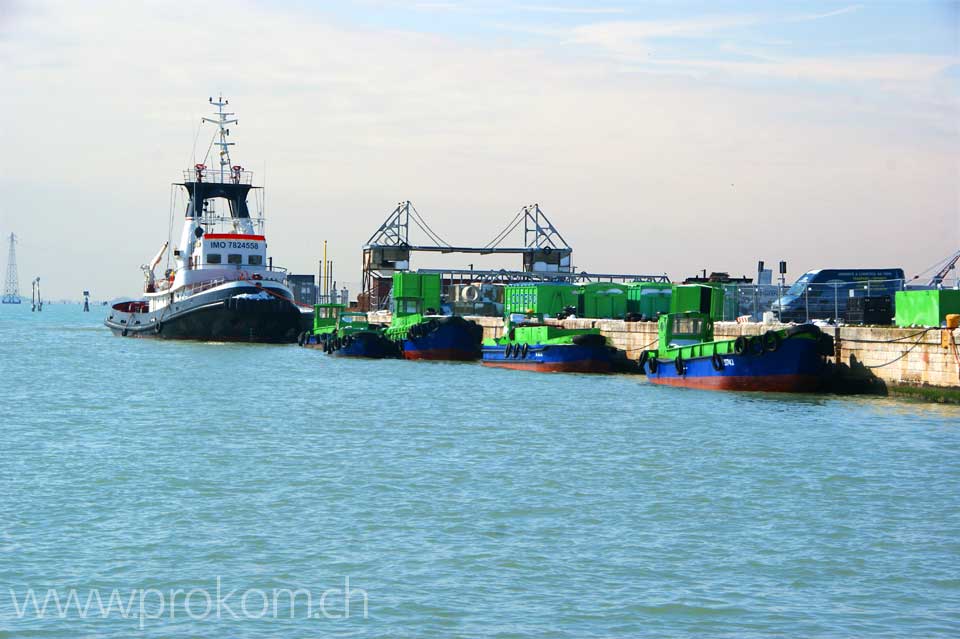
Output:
203,95,238,183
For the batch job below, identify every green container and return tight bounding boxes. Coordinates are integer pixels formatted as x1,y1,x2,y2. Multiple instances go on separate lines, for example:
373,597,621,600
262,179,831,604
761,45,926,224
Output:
626,282,672,319
393,272,441,315
503,284,578,317
670,284,724,320
578,282,628,319
895,289,960,327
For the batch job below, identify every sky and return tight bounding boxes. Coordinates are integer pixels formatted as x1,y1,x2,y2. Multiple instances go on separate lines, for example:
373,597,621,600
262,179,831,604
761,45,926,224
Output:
0,0,957,299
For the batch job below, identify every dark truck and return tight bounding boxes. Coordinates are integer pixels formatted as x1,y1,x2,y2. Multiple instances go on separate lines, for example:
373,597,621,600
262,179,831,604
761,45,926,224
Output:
773,268,905,323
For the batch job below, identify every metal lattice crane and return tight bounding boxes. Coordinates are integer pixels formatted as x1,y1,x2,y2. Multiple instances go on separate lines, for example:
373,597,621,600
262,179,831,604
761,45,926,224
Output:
360,202,575,310
2,233,21,304
929,250,960,287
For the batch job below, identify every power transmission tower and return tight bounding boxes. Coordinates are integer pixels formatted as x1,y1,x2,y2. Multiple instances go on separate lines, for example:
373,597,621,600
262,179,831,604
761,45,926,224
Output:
2,233,21,304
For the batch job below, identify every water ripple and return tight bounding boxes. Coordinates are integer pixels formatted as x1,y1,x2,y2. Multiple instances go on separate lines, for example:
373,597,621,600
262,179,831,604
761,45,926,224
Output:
0,306,958,637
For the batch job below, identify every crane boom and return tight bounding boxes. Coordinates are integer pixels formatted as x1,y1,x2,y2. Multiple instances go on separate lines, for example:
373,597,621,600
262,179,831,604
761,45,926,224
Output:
149,241,169,271
930,250,960,286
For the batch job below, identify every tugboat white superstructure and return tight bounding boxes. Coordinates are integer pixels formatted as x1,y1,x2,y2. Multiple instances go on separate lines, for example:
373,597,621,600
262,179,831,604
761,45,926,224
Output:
105,96,306,342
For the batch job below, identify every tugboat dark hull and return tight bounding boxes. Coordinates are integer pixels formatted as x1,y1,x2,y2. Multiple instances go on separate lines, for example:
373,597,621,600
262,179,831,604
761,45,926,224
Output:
105,287,303,343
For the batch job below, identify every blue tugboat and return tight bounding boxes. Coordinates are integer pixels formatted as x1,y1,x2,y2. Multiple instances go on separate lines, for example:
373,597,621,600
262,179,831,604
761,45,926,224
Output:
482,321,619,373
392,315,483,361
327,326,400,358
643,310,832,392
300,304,399,359
384,272,482,361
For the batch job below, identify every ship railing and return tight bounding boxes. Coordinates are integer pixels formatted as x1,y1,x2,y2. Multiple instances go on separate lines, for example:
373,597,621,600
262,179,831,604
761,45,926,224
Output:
156,266,290,295
194,216,267,235
183,167,254,184
187,277,226,296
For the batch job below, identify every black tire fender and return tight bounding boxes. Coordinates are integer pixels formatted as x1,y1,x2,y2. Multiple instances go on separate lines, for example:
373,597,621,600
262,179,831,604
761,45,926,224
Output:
762,330,781,352
675,355,685,376
734,336,748,355
647,354,658,374
504,343,514,358
711,353,724,371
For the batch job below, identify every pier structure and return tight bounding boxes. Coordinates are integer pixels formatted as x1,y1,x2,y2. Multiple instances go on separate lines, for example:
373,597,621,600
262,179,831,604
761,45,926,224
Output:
360,202,668,311
2,233,20,304
361,202,574,310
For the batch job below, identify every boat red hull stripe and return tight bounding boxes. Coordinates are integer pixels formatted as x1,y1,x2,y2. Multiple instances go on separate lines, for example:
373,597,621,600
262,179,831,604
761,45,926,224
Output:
203,234,266,240
647,374,820,393
403,348,477,361
482,360,613,373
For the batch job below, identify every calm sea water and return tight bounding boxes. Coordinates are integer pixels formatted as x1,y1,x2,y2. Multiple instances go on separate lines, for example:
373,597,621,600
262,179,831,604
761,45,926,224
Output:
1,304,958,638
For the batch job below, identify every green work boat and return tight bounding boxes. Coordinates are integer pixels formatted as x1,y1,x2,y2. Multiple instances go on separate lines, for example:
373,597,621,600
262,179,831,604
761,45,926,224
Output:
481,283,635,373
384,272,483,361
299,303,399,358
642,284,833,392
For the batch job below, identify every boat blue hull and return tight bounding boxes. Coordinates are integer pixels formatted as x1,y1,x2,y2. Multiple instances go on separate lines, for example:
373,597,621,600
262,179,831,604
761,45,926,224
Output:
330,332,399,359
482,343,615,373
646,335,825,392
402,320,481,361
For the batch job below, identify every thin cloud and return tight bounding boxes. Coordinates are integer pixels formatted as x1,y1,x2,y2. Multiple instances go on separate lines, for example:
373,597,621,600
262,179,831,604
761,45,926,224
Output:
791,4,864,22
516,5,627,14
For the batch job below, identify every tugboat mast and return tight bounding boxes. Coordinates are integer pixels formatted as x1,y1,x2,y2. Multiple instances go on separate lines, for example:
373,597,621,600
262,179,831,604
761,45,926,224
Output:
202,95,238,184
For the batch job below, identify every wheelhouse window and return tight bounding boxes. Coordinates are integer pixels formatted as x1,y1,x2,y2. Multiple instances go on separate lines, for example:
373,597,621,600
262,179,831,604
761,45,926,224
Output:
672,317,703,336
207,253,222,264
227,254,242,265
248,254,263,266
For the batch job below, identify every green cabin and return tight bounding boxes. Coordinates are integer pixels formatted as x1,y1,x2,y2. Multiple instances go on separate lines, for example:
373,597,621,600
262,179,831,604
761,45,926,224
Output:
386,271,443,338
312,303,375,337
393,272,442,316
312,303,346,335
670,284,725,321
